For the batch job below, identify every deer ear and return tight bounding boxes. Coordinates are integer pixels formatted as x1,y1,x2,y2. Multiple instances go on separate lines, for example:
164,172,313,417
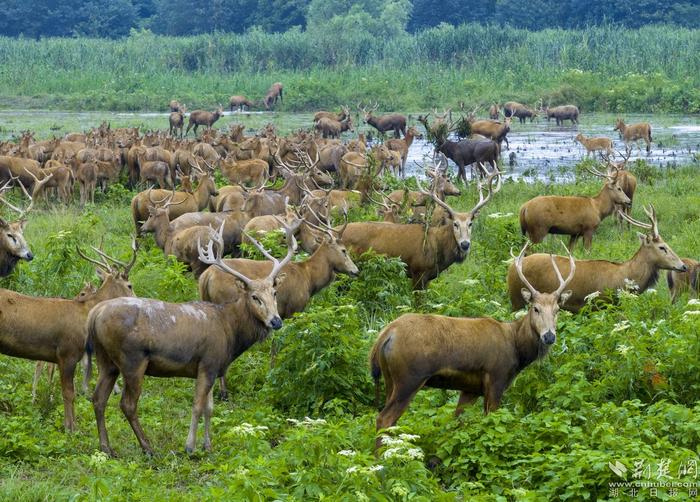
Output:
521,288,532,304
637,232,648,244
95,268,107,280
559,290,572,306
18,219,28,230
0,218,8,229
274,272,287,287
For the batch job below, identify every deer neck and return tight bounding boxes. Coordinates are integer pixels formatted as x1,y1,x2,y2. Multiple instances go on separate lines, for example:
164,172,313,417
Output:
620,246,660,292
300,245,335,295
431,224,463,270
592,186,616,220
405,133,415,148
511,313,548,371
152,217,174,249
222,299,270,357
193,179,210,210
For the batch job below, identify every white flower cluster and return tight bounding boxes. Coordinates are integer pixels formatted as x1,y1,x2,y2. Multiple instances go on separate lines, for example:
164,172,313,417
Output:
623,278,639,292
337,449,356,457
345,464,384,475
89,450,109,466
487,212,514,219
684,298,700,320
230,422,269,437
379,433,424,461
616,344,631,356
286,417,327,427
612,320,631,333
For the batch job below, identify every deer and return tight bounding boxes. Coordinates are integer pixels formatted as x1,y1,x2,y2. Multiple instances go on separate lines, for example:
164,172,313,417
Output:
314,116,354,139
131,161,218,231
220,156,268,187
87,224,295,456
200,218,358,399
488,103,500,120
0,175,54,276
314,106,350,123
76,161,98,205
263,82,284,110
614,118,652,154
508,205,687,312
469,115,512,151
544,105,579,126
667,258,700,303
139,192,223,278
361,103,407,138
229,95,254,112
137,153,172,190
341,170,501,289
519,167,631,251
503,102,538,123
0,240,136,432
169,100,182,112
370,242,575,448
437,137,500,184
169,105,186,138
602,147,637,226
575,133,613,157
383,126,421,177
186,106,224,136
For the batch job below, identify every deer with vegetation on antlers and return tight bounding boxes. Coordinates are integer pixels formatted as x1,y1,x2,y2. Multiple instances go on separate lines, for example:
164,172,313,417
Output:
508,205,687,312
87,224,295,456
369,242,575,448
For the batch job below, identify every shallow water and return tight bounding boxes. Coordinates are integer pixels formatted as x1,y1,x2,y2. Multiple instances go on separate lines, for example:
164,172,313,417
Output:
1,110,698,180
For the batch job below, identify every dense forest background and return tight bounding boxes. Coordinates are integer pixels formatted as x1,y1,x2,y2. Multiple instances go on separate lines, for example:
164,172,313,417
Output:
1,0,699,38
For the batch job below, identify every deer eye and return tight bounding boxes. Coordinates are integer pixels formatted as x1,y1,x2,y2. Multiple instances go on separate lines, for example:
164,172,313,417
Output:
659,246,667,253
533,307,540,314
252,295,261,303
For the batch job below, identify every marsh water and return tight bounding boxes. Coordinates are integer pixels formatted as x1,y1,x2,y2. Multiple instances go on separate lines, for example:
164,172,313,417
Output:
1,110,698,181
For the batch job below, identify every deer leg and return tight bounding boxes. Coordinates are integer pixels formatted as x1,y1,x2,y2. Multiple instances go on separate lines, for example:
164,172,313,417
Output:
57,356,79,433
217,375,228,401
568,234,578,250
93,352,119,456
47,362,56,402
119,359,152,455
81,353,90,395
483,373,506,414
583,231,593,251
32,361,44,403
375,382,423,450
201,387,215,452
185,370,216,454
455,391,478,417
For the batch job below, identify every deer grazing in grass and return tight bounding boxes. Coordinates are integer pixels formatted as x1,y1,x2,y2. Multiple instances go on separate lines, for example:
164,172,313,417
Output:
508,205,687,312
200,218,358,399
0,174,54,276
263,82,284,110
614,118,652,154
229,95,254,112
361,103,407,138
341,170,501,289
186,106,224,136
0,240,136,432
87,224,295,456
519,166,631,251
370,242,574,448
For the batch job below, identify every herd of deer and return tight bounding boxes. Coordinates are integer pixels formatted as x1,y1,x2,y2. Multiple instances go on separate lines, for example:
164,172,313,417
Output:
0,95,693,456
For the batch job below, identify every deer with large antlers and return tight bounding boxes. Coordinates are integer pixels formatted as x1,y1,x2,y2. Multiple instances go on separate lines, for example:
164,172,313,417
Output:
519,166,631,251
0,174,54,276
200,217,358,399
602,147,637,226
508,205,687,312
87,223,294,456
341,170,501,289
370,242,574,447
0,240,136,431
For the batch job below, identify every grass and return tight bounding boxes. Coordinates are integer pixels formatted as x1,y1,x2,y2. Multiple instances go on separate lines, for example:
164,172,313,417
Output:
0,159,698,499
0,24,699,112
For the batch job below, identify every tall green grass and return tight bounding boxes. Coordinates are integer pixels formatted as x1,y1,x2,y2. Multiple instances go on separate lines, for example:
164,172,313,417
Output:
0,24,699,112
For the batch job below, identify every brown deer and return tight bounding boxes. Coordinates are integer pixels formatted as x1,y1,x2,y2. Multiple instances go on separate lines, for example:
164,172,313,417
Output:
220,156,269,187
263,82,284,110
169,100,182,112
508,205,687,312
370,242,574,447
87,224,294,456
544,105,579,126
315,117,354,139
0,241,136,431
314,106,350,123
362,103,407,138
385,126,422,177
614,118,652,153
131,162,218,231
575,133,613,157
186,106,224,136
667,258,700,303
488,103,500,120
0,175,54,276
137,153,172,189
469,115,512,150
76,161,98,205
341,171,501,289
229,95,254,112
169,105,186,138
519,168,631,250
503,102,538,123
602,147,637,226
200,219,358,399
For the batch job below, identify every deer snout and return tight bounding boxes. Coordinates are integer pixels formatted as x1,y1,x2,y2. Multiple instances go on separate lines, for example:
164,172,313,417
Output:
542,330,556,345
269,316,283,330
23,250,34,261
677,263,689,273
459,240,471,253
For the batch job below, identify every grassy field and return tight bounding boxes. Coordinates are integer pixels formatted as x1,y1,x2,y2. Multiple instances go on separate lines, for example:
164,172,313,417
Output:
0,158,698,499
1,24,699,113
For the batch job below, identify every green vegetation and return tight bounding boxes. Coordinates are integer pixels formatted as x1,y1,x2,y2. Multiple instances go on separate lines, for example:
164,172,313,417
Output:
1,24,699,112
0,160,698,499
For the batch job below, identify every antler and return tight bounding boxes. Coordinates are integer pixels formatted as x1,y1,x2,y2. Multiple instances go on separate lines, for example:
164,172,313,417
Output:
88,236,139,276
514,240,576,298
617,204,659,237
0,171,54,218
584,163,616,181
147,188,186,209
470,169,502,215
416,177,455,219
198,223,256,288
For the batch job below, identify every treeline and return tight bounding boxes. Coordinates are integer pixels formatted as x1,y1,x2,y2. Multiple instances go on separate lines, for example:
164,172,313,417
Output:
0,0,698,38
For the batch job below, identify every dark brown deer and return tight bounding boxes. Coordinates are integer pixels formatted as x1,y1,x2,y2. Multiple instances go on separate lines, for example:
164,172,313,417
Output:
186,106,224,136
362,103,407,138
229,95,254,112
263,82,284,110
